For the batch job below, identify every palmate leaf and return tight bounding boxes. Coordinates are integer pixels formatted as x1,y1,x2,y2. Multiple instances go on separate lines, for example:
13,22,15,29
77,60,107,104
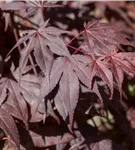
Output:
13,69,40,111
0,77,28,128
12,67,59,123
83,20,134,55
49,57,79,126
39,56,81,126
107,49,135,99
0,107,20,149
12,68,44,122
39,55,104,126
73,54,113,99
39,56,65,102
8,20,70,73
55,58,79,126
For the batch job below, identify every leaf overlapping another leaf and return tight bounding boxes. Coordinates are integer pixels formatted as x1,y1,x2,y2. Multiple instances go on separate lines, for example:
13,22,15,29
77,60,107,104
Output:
8,19,70,74
1,1,60,17
39,55,90,126
40,54,105,126
106,49,135,99
72,54,113,99
0,77,28,128
83,20,134,56
40,57,79,126
0,1,135,150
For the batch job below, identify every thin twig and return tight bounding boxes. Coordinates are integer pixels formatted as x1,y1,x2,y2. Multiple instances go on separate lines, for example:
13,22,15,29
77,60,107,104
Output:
13,12,39,28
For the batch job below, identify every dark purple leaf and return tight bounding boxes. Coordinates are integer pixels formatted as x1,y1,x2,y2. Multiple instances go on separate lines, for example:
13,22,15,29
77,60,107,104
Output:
9,20,70,72
73,54,113,99
106,49,135,99
83,21,134,55
0,77,28,128
53,57,79,126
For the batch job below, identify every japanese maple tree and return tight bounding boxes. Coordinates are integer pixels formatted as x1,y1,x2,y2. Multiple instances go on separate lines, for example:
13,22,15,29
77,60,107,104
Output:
0,1,135,150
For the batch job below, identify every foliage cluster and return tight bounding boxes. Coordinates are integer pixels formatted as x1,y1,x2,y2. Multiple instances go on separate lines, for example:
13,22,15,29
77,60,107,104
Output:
0,1,135,150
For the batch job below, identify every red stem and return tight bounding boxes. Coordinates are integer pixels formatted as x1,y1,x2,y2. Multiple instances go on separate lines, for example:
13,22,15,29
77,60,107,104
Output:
66,30,85,46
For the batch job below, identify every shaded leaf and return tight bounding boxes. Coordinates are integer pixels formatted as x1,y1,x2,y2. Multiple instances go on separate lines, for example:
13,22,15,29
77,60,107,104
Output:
0,77,28,128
